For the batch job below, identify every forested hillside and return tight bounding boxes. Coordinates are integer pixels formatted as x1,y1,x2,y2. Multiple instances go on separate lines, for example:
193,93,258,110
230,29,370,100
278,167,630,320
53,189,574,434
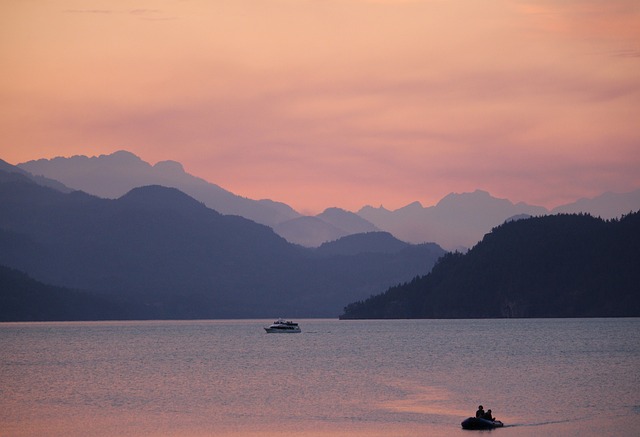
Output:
0,265,131,321
341,212,640,318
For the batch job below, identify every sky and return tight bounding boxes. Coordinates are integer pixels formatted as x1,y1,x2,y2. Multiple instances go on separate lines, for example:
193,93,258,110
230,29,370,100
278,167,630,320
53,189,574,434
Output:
1,0,639,215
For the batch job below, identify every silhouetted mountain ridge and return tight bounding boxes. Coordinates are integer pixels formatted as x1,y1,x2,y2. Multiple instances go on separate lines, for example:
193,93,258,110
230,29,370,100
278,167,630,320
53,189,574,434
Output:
118,185,211,213
341,212,640,319
315,232,410,256
0,265,132,321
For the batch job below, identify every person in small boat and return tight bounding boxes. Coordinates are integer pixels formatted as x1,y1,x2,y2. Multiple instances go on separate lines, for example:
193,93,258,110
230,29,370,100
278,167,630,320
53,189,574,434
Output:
483,409,495,421
475,405,485,418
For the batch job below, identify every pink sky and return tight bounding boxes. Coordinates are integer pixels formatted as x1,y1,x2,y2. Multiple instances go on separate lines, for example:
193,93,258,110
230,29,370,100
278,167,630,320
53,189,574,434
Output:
2,0,639,214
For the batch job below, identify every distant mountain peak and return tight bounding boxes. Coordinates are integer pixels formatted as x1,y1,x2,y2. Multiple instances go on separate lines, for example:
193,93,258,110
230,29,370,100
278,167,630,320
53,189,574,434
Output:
153,160,185,174
357,205,391,214
321,207,348,214
315,231,413,256
397,201,423,212
436,189,497,206
108,150,142,160
117,185,210,213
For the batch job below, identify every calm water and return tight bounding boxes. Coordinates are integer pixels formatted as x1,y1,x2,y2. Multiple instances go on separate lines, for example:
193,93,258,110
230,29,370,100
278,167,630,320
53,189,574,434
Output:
1,319,639,436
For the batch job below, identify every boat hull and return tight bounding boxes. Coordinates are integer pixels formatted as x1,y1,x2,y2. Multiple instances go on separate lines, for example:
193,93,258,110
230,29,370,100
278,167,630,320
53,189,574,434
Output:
461,417,504,430
264,327,301,333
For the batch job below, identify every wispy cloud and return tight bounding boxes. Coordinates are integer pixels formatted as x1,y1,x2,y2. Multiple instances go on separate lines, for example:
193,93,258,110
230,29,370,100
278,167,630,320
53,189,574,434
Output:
63,8,172,21
128,9,175,21
63,9,113,14
610,48,640,58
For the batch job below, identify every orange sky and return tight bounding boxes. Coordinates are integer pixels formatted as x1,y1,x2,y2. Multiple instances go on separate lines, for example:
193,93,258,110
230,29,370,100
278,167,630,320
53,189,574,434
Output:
1,0,639,214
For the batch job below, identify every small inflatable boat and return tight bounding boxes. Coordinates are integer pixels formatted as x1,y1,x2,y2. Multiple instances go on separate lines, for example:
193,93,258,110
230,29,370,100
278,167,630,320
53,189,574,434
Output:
461,417,504,430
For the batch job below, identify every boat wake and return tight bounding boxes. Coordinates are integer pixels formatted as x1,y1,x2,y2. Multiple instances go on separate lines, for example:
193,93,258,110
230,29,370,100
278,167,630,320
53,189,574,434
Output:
508,409,635,429
506,416,587,428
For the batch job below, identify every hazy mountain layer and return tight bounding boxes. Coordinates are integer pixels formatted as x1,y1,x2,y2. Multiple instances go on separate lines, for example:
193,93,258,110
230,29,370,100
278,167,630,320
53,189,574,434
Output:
275,208,379,247
551,190,640,218
15,151,640,249
18,150,300,227
0,168,445,318
357,190,550,250
1,158,72,193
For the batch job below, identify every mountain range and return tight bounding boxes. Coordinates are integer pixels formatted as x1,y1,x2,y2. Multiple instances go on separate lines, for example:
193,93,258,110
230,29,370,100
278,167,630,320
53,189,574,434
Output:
0,165,445,319
18,150,300,227
18,151,640,249
3,152,639,321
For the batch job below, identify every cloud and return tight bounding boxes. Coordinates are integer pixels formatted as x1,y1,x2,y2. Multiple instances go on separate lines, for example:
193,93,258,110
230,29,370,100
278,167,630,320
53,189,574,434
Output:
63,9,113,14
63,8,171,21
610,49,640,58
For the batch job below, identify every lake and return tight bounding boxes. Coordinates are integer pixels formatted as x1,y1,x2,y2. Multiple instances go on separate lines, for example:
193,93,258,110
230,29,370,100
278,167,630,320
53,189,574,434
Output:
1,318,639,436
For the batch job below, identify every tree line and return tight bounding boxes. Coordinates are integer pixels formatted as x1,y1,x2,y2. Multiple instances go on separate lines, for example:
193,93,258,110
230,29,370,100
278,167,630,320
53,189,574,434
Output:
340,212,640,319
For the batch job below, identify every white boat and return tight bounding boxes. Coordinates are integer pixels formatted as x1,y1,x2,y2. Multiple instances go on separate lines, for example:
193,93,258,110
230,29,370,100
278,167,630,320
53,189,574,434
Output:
264,319,301,333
